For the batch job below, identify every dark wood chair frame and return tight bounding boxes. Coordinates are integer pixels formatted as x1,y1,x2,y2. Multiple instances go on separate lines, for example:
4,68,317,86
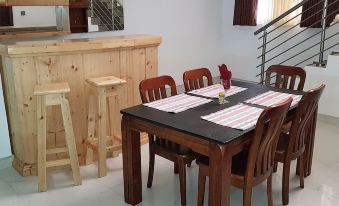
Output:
265,65,306,91
274,84,325,205
183,68,213,92
139,75,196,206
196,98,293,206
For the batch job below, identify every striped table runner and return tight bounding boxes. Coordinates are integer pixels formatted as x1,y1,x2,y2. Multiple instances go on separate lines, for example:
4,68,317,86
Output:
143,94,212,113
188,84,247,98
201,103,264,130
245,91,302,107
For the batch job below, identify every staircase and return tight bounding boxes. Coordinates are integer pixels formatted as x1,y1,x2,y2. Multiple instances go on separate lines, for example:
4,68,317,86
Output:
88,0,124,31
255,0,339,84
255,0,339,118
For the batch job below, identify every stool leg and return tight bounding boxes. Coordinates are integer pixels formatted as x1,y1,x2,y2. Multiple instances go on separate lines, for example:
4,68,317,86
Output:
86,95,96,165
60,96,82,186
37,96,47,192
98,92,107,177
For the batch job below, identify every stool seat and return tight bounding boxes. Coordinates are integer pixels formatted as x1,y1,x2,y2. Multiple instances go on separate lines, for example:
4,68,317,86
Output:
86,76,126,87
34,83,70,96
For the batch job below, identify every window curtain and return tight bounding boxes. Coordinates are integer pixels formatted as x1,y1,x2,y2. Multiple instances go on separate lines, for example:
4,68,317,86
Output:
233,0,259,26
300,0,339,28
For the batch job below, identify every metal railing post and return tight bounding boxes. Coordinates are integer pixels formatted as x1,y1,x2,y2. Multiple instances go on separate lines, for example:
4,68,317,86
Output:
319,0,328,65
260,30,268,84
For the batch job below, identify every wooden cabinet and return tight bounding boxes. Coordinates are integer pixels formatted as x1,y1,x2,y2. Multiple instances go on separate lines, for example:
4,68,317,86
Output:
0,35,161,176
0,6,13,26
69,0,89,33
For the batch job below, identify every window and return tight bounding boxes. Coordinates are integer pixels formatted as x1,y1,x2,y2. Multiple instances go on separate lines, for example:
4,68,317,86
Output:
257,0,302,25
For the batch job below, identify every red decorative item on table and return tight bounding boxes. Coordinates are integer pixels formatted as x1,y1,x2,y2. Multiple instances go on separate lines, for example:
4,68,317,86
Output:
218,64,232,90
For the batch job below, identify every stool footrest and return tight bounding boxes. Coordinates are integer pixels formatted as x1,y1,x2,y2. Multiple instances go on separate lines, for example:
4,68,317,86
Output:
46,147,68,155
46,159,71,168
107,145,122,152
87,135,122,153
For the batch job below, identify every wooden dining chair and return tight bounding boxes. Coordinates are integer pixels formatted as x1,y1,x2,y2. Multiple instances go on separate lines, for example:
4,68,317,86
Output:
139,75,196,206
196,98,293,206
265,65,307,131
265,65,306,91
274,84,325,205
183,68,213,92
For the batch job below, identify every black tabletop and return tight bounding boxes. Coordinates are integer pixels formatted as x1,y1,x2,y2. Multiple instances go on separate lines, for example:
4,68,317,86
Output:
121,81,303,145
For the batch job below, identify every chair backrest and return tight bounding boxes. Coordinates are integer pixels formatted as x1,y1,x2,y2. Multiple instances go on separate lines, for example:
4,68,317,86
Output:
139,75,177,103
287,84,325,156
246,98,292,180
183,68,213,92
265,65,306,91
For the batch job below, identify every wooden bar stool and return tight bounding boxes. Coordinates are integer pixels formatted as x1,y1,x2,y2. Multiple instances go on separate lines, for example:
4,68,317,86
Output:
34,83,82,192
85,76,126,177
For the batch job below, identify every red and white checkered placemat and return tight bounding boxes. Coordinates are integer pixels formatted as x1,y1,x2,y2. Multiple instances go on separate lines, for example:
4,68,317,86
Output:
143,94,212,113
201,103,264,130
188,84,247,98
245,91,302,107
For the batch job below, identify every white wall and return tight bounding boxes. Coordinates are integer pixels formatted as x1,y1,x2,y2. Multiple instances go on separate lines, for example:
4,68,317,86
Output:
59,0,224,83
12,6,56,27
221,0,339,82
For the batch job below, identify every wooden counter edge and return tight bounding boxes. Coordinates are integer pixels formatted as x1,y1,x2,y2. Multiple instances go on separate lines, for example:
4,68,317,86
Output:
0,35,162,57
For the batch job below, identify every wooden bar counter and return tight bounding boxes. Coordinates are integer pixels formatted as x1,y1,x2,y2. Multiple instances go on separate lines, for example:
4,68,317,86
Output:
0,35,161,176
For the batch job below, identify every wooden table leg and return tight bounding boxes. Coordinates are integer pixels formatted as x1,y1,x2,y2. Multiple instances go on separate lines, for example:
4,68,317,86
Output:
208,143,232,206
122,116,142,205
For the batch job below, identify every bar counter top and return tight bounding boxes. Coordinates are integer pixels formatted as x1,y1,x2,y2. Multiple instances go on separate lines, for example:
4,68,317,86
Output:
0,35,162,56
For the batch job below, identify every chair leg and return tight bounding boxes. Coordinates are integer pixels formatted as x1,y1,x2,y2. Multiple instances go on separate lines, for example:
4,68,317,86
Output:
60,96,82,186
273,161,278,173
85,95,96,165
298,155,305,189
243,187,252,206
174,163,179,174
97,93,107,177
267,174,273,206
147,146,155,188
178,159,187,206
197,166,206,206
37,96,47,192
282,161,291,205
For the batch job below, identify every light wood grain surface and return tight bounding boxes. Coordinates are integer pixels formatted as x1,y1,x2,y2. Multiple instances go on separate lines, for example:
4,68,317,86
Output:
0,35,161,176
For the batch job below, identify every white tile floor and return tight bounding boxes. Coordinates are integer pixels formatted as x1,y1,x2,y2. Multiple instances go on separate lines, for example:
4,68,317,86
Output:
0,115,338,206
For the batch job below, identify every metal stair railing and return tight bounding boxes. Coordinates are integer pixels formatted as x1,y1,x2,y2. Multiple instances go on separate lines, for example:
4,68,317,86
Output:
89,0,124,31
255,0,339,84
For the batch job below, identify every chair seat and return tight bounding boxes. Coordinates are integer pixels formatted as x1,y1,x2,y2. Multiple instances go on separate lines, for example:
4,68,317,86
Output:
196,150,249,177
153,138,192,155
34,83,70,96
276,133,290,155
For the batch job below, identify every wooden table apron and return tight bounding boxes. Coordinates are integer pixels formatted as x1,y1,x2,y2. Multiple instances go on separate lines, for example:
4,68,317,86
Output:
121,115,252,206
120,81,317,206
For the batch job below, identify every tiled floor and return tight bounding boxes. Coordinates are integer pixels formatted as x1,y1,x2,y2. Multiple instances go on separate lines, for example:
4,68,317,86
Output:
0,115,338,206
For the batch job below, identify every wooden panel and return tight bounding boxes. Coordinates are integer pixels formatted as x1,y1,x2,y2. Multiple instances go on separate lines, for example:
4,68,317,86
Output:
131,49,146,105
145,47,158,79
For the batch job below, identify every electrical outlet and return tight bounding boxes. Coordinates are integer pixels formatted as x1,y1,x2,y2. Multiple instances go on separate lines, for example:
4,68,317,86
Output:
20,11,26,16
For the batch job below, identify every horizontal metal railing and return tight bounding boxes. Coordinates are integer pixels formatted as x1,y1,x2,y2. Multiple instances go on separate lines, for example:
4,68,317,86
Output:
255,0,339,83
89,0,124,31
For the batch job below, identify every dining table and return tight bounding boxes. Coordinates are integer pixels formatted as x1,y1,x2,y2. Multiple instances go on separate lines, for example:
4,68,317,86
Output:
120,80,317,206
